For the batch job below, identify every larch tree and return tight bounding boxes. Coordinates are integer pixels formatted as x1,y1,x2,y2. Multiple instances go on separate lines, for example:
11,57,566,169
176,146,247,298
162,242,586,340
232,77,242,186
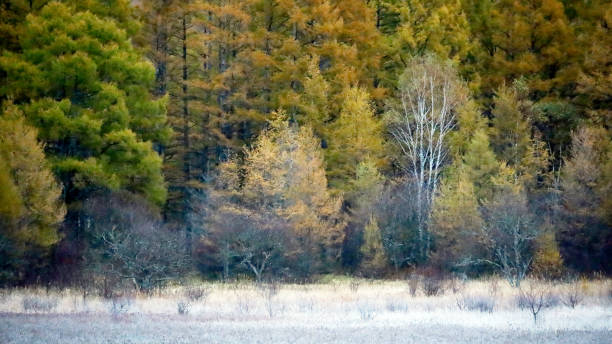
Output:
430,166,483,271
476,0,578,97
573,0,612,130
0,103,65,285
559,126,612,272
326,86,386,196
206,113,345,279
378,0,477,90
489,80,551,193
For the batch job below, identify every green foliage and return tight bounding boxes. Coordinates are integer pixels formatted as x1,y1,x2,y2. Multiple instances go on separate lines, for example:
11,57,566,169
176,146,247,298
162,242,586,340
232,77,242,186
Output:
0,2,168,205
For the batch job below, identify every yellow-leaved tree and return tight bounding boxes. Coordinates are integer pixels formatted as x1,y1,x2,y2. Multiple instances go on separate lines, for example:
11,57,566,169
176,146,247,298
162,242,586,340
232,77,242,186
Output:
206,112,345,279
0,103,65,284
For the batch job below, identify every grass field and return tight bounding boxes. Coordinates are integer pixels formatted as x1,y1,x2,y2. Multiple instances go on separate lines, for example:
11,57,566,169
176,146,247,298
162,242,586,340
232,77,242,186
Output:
1,278,610,343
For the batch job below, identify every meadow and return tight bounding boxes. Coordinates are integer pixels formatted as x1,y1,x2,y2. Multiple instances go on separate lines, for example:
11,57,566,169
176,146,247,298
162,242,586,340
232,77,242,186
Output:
1,277,610,343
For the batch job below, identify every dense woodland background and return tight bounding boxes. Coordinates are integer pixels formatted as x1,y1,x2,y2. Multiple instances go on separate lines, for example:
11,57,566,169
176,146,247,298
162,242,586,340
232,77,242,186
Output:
0,0,610,290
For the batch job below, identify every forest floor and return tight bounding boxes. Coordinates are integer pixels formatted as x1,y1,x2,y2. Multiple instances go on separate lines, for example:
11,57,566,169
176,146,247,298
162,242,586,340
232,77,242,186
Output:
1,278,610,343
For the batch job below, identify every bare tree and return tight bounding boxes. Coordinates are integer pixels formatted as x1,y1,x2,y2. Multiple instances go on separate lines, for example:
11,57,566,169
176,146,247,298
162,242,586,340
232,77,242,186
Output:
481,188,538,287
518,279,558,324
386,55,467,260
83,192,192,293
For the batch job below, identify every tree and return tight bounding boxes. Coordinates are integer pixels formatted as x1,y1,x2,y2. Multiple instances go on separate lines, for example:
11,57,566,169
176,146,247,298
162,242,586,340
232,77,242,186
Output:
359,215,387,275
0,103,65,285
0,2,169,206
326,86,386,195
559,126,612,272
489,80,550,193
461,128,500,202
430,167,484,272
82,191,191,292
374,179,421,270
379,0,477,89
470,0,578,98
573,0,612,130
344,159,385,269
385,55,467,261
205,113,345,279
480,167,539,287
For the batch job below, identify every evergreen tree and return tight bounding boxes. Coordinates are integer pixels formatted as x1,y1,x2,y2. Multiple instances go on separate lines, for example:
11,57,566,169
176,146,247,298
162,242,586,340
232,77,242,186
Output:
0,2,169,206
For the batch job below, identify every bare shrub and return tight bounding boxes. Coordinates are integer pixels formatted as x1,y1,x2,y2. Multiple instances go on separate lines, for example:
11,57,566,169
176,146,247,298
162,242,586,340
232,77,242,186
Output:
109,294,132,317
448,278,465,294
185,286,211,303
488,278,500,297
385,299,409,312
258,281,280,318
422,275,445,296
84,192,192,293
349,280,360,293
357,302,376,320
456,294,495,313
407,274,419,296
298,298,314,312
561,281,584,308
517,280,559,324
22,296,58,313
177,300,191,315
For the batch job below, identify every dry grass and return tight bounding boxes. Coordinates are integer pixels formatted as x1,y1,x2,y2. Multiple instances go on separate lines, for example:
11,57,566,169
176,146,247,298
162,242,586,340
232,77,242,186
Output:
1,277,611,343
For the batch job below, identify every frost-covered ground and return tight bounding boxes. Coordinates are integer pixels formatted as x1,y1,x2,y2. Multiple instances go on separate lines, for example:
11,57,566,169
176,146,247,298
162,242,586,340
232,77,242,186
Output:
1,279,611,343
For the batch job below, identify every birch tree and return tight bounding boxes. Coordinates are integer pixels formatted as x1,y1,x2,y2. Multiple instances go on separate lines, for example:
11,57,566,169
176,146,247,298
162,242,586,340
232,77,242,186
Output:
385,55,466,261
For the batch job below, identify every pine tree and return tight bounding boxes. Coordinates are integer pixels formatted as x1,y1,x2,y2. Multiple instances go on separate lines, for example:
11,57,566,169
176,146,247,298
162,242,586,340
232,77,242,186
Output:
0,2,169,205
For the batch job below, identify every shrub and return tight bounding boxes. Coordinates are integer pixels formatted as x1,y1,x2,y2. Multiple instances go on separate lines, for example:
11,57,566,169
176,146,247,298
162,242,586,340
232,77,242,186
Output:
422,276,444,296
177,300,191,315
407,274,419,296
357,302,376,320
561,281,584,308
22,296,58,313
185,286,211,303
517,280,559,323
457,295,495,313
258,281,280,318
385,299,409,312
109,295,132,317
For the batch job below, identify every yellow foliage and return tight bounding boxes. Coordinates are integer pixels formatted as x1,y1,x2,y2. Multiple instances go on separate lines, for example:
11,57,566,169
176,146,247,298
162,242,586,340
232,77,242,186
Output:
0,103,65,249
532,230,564,279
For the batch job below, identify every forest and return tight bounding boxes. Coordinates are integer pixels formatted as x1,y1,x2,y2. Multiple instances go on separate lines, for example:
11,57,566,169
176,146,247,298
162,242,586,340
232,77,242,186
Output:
0,0,610,292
